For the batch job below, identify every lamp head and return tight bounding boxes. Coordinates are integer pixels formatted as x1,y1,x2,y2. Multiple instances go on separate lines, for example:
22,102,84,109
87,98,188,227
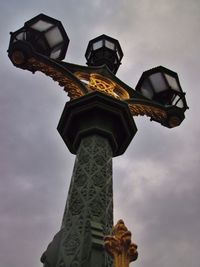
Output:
135,66,188,128
8,13,69,68
85,34,123,74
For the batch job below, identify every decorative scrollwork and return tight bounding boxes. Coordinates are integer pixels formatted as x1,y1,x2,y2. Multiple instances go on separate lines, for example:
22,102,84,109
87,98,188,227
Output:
94,153,106,166
89,198,103,218
28,58,167,123
63,233,81,255
76,173,88,187
92,172,105,187
104,220,138,267
28,58,84,99
128,102,167,121
75,72,130,100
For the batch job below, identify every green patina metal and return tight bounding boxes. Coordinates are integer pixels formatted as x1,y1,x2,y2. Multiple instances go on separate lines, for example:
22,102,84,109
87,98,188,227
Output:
41,92,136,267
41,134,113,267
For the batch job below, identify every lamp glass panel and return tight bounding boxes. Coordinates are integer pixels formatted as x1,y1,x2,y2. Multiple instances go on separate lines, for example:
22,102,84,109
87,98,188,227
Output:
172,95,184,108
117,50,121,60
165,73,181,91
176,99,184,108
105,40,115,50
149,73,168,92
87,51,91,59
15,32,26,41
30,21,53,31
93,40,103,50
45,27,63,47
140,81,154,99
50,49,61,59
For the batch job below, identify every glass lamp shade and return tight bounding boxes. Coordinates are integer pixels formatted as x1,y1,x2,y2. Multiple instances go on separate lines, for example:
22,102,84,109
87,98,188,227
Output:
85,34,123,74
8,13,69,62
135,66,188,111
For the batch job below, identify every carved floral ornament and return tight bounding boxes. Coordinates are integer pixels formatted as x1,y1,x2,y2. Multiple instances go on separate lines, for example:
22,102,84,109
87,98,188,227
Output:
104,220,138,267
27,57,167,122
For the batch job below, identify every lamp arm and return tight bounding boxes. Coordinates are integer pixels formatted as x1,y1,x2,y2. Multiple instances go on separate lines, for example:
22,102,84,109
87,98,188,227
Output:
126,98,167,122
126,98,186,128
22,51,88,100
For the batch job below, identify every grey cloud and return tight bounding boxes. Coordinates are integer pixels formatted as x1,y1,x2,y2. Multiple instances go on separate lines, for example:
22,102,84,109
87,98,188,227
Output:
1,1,200,267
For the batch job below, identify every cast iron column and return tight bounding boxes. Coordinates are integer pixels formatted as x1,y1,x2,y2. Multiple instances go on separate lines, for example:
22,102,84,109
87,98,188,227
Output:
41,92,137,267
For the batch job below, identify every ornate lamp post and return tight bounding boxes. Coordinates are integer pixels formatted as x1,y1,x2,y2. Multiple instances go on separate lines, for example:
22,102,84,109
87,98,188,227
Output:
8,14,188,267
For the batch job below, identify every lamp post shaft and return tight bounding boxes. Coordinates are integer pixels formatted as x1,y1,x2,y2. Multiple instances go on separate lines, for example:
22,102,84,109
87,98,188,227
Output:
42,134,113,267
41,92,137,267
61,134,113,267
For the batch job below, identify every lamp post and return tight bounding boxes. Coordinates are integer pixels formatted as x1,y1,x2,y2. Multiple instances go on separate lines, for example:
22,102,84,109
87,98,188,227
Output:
8,14,188,267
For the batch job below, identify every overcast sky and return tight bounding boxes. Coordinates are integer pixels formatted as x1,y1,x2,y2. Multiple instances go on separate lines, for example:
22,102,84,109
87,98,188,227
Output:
0,1,200,267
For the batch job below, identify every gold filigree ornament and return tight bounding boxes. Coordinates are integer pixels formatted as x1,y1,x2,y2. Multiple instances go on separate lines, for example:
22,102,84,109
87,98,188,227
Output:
75,72,130,100
27,58,167,123
28,58,84,100
104,220,138,267
128,102,167,121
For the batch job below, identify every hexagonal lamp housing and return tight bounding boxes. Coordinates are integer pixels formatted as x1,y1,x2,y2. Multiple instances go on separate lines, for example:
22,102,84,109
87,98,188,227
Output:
85,34,123,74
135,66,188,110
8,13,69,63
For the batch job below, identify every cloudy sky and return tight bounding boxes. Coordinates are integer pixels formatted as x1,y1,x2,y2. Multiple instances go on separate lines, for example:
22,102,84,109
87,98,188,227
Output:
0,1,200,267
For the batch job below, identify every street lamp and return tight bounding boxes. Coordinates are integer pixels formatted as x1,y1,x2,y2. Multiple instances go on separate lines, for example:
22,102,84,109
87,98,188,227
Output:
8,14,69,69
8,13,188,267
